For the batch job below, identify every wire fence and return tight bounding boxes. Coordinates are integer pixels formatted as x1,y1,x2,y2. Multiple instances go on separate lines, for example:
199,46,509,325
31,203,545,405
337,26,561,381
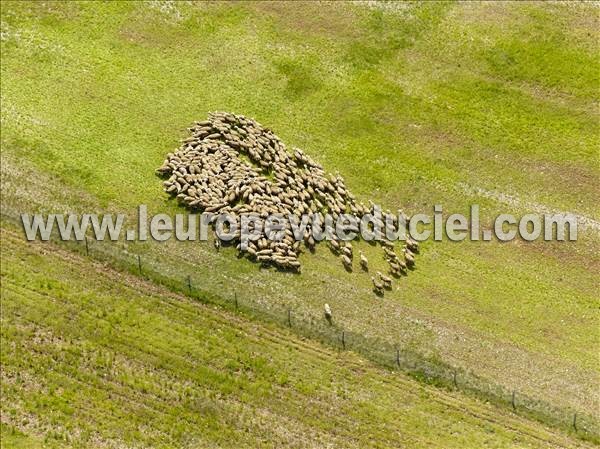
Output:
2,212,598,443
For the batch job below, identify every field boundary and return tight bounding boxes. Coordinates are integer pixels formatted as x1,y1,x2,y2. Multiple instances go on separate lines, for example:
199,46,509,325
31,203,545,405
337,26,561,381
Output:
1,211,598,443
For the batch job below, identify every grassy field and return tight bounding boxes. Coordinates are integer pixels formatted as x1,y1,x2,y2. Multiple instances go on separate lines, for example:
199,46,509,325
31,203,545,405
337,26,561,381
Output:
0,229,594,449
1,1,599,446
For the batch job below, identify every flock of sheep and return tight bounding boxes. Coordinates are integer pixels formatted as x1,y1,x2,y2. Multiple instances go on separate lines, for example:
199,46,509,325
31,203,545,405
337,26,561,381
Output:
156,112,418,296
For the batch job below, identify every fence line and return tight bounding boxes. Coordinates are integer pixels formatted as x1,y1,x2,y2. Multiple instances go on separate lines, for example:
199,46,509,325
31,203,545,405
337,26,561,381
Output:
1,212,597,443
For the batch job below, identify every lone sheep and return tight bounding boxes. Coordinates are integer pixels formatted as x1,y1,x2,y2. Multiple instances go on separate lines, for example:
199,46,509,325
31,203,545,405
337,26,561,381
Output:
359,250,368,271
324,303,332,324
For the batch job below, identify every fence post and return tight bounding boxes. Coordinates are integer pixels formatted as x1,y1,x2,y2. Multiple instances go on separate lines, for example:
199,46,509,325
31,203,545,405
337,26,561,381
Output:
511,391,516,411
453,371,458,388
186,275,192,295
84,236,89,256
287,309,292,327
137,255,142,276
396,348,400,368
341,331,346,350
573,412,577,432
234,292,238,310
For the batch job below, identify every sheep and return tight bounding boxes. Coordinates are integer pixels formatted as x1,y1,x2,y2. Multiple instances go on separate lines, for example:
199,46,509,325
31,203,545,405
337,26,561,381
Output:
342,244,353,259
388,260,404,277
341,254,352,271
359,250,368,271
381,239,394,249
377,271,392,289
406,237,419,253
329,239,341,252
156,111,420,275
403,248,415,267
324,303,332,324
371,276,384,296
396,258,407,271
383,247,400,264
342,246,353,259
306,234,316,251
